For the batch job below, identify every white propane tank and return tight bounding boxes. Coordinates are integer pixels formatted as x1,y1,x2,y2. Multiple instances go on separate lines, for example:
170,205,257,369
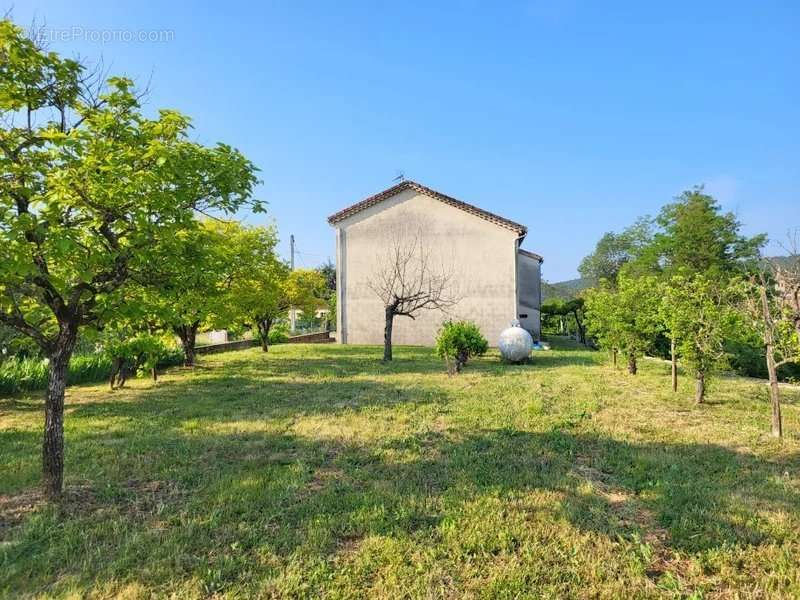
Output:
498,320,533,362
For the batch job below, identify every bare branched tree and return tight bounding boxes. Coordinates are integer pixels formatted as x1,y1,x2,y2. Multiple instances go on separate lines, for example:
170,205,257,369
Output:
744,232,800,437
368,219,458,361
775,230,800,339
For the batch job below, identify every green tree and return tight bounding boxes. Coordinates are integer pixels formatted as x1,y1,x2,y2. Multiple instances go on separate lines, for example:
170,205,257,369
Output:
585,274,662,374
578,219,652,284
662,273,738,403
583,288,620,365
651,187,766,277
102,329,171,389
317,259,336,296
657,279,681,393
317,259,337,330
151,222,244,366
541,298,586,344
0,21,260,498
226,224,325,351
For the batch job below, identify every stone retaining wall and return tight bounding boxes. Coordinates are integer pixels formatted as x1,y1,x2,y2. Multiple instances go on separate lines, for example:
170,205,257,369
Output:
286,331,334,344
195,339,259,355
194,331,332,355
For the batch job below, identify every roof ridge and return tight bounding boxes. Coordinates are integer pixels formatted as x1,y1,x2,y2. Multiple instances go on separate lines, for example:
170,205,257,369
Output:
327,180,527,236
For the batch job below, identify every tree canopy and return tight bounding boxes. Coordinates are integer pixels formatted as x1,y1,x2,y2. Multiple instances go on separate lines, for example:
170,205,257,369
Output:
0,20,261,497
584,274,662,374
578,218,652,284
225,223,326,351
661,272,739,402
650,187,766,277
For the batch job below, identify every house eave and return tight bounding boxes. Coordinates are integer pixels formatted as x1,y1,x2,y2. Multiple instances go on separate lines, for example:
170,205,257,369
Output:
328,180,527,236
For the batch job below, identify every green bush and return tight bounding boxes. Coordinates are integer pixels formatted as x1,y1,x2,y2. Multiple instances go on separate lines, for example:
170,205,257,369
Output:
268,323,290,345
0,346,185,394
725,339,800,382
435,320,488,374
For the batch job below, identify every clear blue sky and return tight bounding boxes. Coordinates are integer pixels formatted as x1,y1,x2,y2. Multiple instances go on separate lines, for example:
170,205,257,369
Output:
10,1,800,281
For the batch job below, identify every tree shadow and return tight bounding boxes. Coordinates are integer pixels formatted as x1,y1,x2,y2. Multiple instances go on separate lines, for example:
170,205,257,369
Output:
3,421,798,595
5,340,798,594
67,375,445,424
0,398,42,413
270,427,799,555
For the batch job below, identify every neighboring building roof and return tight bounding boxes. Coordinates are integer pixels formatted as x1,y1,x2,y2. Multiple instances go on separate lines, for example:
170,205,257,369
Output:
327,180,528,236
518,248,544,263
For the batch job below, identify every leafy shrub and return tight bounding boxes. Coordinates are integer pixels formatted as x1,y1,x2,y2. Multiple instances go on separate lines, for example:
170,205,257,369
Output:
435,320,488,374
103,333,176,387
0,343,185,394
268,323,290,345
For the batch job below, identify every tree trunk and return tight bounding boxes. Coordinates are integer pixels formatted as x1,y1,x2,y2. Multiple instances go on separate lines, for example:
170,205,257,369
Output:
446,358,458,376
176,322,199,367
695,370,705,404
456,350,469,372
671,338,678,393
573,310,586,345
151,367,158,382
759,282,782,437
766,352,782,438
109,357,122,390
43,323,78,500
627,353,637,375
257,318,272,352
612,349,617,368
384,307,394,361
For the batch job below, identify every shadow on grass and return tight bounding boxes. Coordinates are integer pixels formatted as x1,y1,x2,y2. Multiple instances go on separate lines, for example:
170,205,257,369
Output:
0,398,42,413
67,374,446,424
4,341,798,594
3,420,798,595
256,427,800,555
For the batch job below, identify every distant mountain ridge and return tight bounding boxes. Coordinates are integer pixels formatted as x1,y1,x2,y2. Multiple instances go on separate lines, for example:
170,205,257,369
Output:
543,256,797,302
542,277,590,301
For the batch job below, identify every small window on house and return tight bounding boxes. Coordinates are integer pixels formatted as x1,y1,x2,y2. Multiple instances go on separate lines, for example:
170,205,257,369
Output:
518,313,528,319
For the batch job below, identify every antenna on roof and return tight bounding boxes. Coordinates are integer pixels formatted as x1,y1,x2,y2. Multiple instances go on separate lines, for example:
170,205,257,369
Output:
392,170,405,183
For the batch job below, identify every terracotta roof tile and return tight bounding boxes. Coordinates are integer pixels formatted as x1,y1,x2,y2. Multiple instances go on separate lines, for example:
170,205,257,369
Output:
327,180,528,236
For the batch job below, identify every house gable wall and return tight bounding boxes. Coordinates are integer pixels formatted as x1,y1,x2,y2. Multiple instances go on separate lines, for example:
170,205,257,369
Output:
336,191,519,346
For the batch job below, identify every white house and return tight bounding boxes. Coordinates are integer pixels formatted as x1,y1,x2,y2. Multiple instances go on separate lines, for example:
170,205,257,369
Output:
328,180,542,346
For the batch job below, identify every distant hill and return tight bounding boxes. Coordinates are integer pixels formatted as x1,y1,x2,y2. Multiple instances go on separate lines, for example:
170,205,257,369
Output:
767,255,799,269
542,277,591,301
543,256,797,302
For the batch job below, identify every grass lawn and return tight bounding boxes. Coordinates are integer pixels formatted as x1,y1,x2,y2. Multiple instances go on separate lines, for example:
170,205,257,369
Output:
2,339,799,598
